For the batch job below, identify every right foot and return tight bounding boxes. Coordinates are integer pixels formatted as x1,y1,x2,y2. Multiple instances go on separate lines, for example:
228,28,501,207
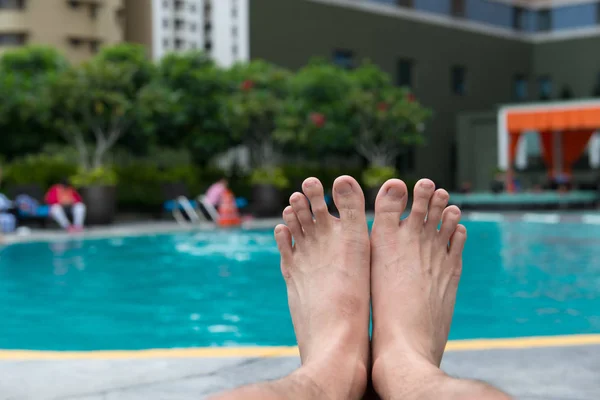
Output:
370,179,467,399
274,176,371,400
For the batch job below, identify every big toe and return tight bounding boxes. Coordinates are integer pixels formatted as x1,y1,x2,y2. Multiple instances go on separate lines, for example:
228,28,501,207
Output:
406,179,436,231
333,176,367,234
374,179,408,232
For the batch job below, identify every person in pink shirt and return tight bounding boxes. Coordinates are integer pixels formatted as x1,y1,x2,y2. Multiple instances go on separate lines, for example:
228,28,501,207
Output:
205,178,228,208
45,179,86,233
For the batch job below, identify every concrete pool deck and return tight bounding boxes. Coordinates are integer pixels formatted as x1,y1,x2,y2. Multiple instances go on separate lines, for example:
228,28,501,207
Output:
0,341,599,399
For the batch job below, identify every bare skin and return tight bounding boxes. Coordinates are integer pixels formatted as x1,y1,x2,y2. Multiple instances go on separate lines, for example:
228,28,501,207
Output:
370,179,511,400
212,176,370,400
213,176,510,400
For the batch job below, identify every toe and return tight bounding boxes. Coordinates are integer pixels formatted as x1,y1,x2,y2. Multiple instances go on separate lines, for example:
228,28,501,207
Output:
449,224,467,258
274,224,293,277
283,206,303,242
332,175,367,234
302,177,331,229
406,179,436,230
425,189,449,232
290,192,315,237
374,179,408,231
439,206,461,242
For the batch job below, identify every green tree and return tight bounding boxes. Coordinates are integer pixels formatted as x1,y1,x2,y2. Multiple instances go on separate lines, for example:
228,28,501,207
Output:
224,60,292,169
140,51,231,166
49,46,158,173
0,46,69,159
348,63,430,169
275,61,355,160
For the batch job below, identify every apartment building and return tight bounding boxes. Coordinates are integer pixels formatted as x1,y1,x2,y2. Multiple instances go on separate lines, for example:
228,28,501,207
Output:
0,0,124,63
249,0,600,188
124,0,249,66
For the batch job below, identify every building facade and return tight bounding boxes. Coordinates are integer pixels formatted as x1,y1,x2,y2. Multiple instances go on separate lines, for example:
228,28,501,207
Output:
0,0,124,63
125,0,249,66
249,0,600,188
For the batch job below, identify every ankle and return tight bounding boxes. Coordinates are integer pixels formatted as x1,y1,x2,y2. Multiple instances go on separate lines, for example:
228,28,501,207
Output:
299,356,368,400
372,352,446,400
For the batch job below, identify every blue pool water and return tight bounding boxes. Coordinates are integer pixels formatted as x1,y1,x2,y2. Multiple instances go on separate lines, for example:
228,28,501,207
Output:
1,220,600,351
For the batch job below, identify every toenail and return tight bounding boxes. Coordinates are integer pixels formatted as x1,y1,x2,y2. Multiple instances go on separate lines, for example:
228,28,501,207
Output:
335,181,353,195
275,226,283,233
420,180,434,189
284,207,294,214
304,179,317,187
449,208,460,215
386,187,405,199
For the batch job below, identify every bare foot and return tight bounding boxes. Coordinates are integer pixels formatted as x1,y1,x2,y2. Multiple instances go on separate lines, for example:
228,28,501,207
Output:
370,179,510,399
274,176,371,399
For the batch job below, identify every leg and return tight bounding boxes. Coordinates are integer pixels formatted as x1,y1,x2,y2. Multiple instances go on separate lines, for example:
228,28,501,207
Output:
212,176,371,400
72,203,86,228
49,204,71,229
370,179,511,400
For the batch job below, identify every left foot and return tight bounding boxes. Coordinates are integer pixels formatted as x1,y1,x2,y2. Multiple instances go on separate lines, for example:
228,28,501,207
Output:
274,176,371,400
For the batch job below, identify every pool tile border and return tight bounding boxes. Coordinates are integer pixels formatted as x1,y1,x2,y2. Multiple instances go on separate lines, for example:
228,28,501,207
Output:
1,334,599,360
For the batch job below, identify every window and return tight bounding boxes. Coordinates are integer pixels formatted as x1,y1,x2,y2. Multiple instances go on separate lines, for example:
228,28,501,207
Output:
190,23,197,32
513,74,528,101
174,38,184,50
232,45,238,56
232,6,238,17
537,9,552,32
333,49,354,70
175,18,184,30
232,26,238,36
396,0,413,8
204,22,212,32
451,0,465,18
68,37,83,47
451,65,466,96
190,3,196,12
90,40,100,53
512,6,525,31
0,0,25,9
67,0,80,9
538,76,552,100
0,33,26,45
174,0,183,11
162,0,168,8
163,19,169,28
204,41,212,51
163,38,169,48
89,4,98,19
397,58,414,88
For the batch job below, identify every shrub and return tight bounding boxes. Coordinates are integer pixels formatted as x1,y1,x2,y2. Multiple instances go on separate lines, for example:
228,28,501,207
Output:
3,153,77,190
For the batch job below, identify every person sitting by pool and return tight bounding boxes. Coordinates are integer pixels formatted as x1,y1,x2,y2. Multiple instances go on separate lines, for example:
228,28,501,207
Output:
45,179,86,233
213,176,509,400
199,178,229,221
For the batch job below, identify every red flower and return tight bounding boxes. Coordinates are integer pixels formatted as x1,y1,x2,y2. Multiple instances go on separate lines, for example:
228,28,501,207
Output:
309,112,326,128
407,93,416,103
241,80,254,91
377,102,389,112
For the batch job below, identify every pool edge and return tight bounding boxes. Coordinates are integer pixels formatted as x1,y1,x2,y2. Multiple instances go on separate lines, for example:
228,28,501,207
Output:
1,334,599,360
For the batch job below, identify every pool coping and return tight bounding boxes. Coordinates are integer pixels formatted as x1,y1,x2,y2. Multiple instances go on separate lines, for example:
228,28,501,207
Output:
2,211,600,246
1,334,599,361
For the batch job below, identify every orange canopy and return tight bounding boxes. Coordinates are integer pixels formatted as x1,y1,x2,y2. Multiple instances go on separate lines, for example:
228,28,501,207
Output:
507,106,600,133
501,103,600,192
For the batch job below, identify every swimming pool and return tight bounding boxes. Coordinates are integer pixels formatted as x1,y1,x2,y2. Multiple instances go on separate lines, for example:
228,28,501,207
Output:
1,219,599,351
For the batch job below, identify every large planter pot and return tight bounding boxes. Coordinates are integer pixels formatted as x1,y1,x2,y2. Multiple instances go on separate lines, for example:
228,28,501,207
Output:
81,185,117,225
252,184,281,217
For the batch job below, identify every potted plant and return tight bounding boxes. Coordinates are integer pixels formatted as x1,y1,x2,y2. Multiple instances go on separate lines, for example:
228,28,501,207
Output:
224,60,292,215
48,44,159,224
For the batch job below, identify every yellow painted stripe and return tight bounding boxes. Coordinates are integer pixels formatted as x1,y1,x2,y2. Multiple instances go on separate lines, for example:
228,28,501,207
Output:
0,334,599,361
